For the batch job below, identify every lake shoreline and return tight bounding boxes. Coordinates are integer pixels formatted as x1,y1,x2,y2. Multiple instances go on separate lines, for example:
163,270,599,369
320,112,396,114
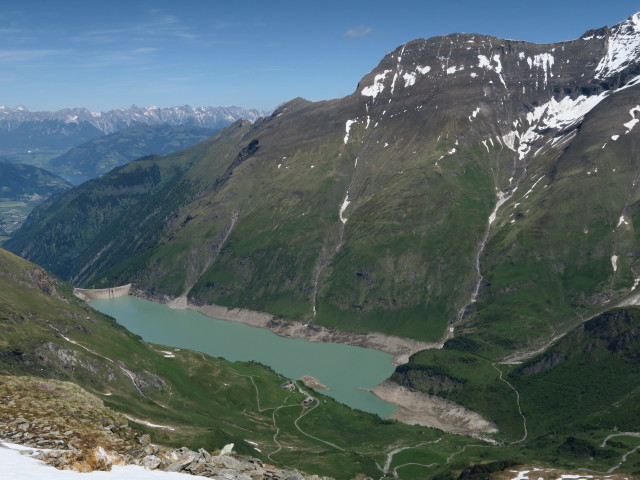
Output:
370,380,499,440
132,289,438,366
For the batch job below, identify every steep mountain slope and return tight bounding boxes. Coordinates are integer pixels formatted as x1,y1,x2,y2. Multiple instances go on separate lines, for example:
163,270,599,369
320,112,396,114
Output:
0,160,71,240
391,306,640,474
49,124,217,178
7,13,640,354
0,159,71,198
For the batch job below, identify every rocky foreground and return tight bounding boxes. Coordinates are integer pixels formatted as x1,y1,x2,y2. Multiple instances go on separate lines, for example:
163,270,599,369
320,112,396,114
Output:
0,376,332,480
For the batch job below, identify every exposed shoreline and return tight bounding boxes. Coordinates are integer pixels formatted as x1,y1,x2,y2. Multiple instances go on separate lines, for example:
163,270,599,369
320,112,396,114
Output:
370,380,499,440
132,289,439,366
128,290,497,435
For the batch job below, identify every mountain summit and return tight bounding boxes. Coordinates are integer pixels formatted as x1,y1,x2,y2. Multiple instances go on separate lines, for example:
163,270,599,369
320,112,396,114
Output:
8,12,640,358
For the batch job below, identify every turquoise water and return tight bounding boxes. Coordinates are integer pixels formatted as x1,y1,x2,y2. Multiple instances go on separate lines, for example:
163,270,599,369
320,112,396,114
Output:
89,296,396,418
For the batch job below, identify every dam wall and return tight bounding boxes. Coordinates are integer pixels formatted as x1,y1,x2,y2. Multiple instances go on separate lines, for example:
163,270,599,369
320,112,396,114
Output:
74,284,131,300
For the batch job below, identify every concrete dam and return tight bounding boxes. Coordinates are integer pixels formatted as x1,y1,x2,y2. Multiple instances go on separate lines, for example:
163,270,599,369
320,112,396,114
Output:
74,284,131,300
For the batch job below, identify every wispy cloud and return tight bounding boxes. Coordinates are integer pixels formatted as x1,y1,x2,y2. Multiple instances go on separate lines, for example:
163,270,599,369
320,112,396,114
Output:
211,20,267,29
72,10,199,45
0,48,71,62
342,25,373,38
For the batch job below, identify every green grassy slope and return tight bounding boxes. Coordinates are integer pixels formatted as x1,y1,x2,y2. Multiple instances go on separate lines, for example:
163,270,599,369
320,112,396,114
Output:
392,307,640,475
49,124,217,178
3,247,504,479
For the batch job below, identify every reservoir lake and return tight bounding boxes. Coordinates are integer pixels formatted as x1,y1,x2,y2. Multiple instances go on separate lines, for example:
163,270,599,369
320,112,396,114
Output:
89,296,396,418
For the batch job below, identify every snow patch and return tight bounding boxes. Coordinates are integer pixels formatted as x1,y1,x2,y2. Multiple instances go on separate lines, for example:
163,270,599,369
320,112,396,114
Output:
416,65,431,74
624,105,640,132
595,13,640,79
618,215,630,227
344,119,356,144
477,54,506,87
361,69,392,99
612,134,620,141
612,255,619,272
390,72,398,95
403,71,416,87
522,176,545,199
339,195,351,224
489,191,511,225
513,93,608,160
0,442,205,479
478,55,491,68
501,131,519,151
529,53,555,86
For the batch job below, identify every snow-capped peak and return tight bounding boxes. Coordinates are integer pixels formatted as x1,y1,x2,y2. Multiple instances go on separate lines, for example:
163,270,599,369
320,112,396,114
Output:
595,12,640,80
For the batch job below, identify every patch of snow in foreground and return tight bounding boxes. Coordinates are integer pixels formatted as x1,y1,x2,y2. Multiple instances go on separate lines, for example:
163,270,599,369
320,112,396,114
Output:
505,467,597,480
0,443,209,480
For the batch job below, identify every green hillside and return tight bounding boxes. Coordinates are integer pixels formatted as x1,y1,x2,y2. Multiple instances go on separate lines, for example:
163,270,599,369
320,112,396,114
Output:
2,247,639,477
0,247,470,479
392,307,640,474
50,124,217,178
0,159,72,241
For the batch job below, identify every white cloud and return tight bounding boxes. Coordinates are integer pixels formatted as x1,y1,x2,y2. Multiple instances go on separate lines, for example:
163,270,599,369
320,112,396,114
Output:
342,25,373,38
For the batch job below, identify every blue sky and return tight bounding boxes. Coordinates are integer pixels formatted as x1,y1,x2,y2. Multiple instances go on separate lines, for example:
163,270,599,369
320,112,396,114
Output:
1,0,639,112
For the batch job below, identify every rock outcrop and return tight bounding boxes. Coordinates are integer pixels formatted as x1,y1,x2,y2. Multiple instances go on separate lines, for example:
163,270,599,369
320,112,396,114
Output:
0,375,333,480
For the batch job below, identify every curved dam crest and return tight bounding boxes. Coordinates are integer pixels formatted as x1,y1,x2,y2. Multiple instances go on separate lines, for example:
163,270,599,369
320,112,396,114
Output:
74,284,131,300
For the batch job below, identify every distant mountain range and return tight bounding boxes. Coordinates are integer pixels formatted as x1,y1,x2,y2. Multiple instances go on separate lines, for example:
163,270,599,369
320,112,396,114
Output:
0,104,268,164
0,104,267,134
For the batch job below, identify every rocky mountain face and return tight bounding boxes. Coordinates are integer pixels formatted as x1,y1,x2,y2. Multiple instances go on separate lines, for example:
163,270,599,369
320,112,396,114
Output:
0,377,328,479
7,13,640,358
